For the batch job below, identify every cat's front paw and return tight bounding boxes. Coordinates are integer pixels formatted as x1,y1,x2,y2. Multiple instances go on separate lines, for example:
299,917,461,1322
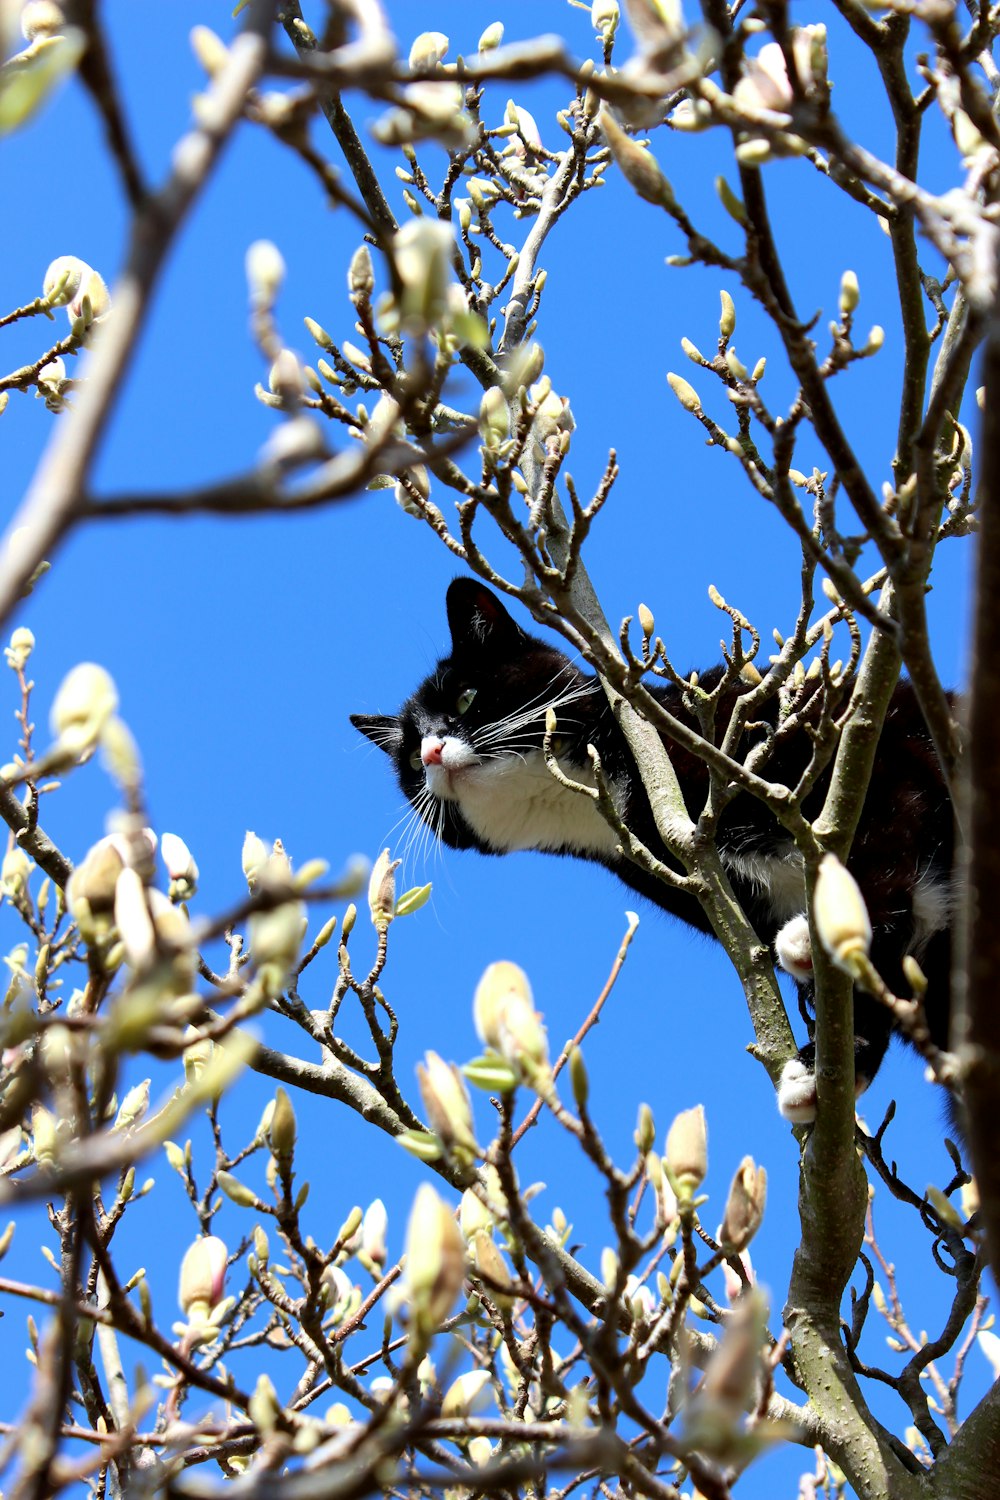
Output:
774,913,812,981
777,1040,875,1125
778,1053,817,1123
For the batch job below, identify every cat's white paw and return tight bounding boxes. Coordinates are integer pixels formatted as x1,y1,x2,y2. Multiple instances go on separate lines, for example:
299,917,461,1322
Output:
778,1056,817,1123
775,913,812,981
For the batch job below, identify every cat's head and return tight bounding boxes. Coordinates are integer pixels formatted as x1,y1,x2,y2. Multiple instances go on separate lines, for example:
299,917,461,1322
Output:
351,579,604,855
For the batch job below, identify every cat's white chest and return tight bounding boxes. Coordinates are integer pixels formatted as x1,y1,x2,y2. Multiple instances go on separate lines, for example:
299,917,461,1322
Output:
426,743,623,856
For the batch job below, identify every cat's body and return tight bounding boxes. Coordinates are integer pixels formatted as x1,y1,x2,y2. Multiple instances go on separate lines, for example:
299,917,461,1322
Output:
352,579,955,1119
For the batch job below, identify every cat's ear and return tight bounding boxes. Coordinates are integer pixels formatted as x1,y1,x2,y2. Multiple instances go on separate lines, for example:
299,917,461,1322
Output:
350,714,403,755
446,578,527,654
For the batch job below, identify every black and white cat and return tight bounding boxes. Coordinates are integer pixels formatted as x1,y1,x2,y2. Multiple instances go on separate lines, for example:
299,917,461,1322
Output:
352,578,955,1120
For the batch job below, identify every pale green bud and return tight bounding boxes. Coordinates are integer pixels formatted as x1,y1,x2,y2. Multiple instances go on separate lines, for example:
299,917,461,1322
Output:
408,30,449,69
441,1369,491,1418
1,847,31,899
477,22,503,51
599,108,674,207
178,1235,227,1321
348,244,375,300
242,831,269,887
720,1157,767,1251
43,257,110,325
6,628,34,670
839,270,860,316
246,240,285,307
813,853,871,973
367,847,399,930
161,832,199,900
719,290,736,339
665,1104,707,1193
190,24,228,76
418,1050,479,1156
217,1170,257,1207
403,1184,466,1342
591,1,619,40
362,1197,388,1266
473,960,532,1050
479,385,510,446
50,661,118,752
667,372,701,412
268,1086,297,1161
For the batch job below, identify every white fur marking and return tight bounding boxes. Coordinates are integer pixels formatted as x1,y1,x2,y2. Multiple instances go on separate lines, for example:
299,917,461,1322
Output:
424,740,623,856
721,845,806,923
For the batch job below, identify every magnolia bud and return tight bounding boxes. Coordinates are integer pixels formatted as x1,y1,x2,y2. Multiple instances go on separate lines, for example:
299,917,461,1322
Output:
178,1235,227,1322
1,848,31,899
473,960,533,1049
6,628,34,670
665,1105,707,1194
43,257,110,326
161,832,199,900
441,1369,491,1418
50,662,118,753
362,1198,388,1267
839,270,860,316
417,1051,479,1157
348,244,375,300
404,1184,466,1343
246,240,285,307
719,289,736,339
242,831,269,887
367,848,400,930
813,853,871,974
591,1,619,39
720,1157,767,1251
599,108,674,207
477,21,504,51
268,1086,297,1161
479,386,510,446
408,30,449,69
667,372,701,413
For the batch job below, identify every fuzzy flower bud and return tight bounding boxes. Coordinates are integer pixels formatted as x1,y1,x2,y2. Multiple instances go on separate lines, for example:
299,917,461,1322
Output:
348,244,375,300
242,831,269,887
1,847,32,899
43,256,110,326
391,217,455,335
50,662,118,755
268,1086,297,1162
6,628,34,670
592,1,619,40
245,240,285,308
178,1235,228,1323
417,1050,479,1157
408,30,449,69
473,960,532,1050
667,371,701,412
839,270,860,317
161,832,199,901
441,1369,492,1418
477,22,503,51
362,1198,388,1267
599,107,674,207
479,385,510,447
665,1104,707,1194
403,1184,466,1343
367,847,400,930
720,1157,767,1251
813,853,872,975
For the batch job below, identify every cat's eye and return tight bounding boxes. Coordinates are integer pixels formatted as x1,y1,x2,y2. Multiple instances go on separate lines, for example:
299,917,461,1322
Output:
456,687,477,715
409,748,423,770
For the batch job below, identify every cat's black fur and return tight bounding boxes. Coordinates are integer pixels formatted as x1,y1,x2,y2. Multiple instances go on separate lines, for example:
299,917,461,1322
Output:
352,578,954,1119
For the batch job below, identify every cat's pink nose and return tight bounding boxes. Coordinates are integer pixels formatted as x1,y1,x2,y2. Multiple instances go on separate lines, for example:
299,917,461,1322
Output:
421,738,444,766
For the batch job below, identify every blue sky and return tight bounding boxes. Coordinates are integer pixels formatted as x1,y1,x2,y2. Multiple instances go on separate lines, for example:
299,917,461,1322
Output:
0,3,983,1493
